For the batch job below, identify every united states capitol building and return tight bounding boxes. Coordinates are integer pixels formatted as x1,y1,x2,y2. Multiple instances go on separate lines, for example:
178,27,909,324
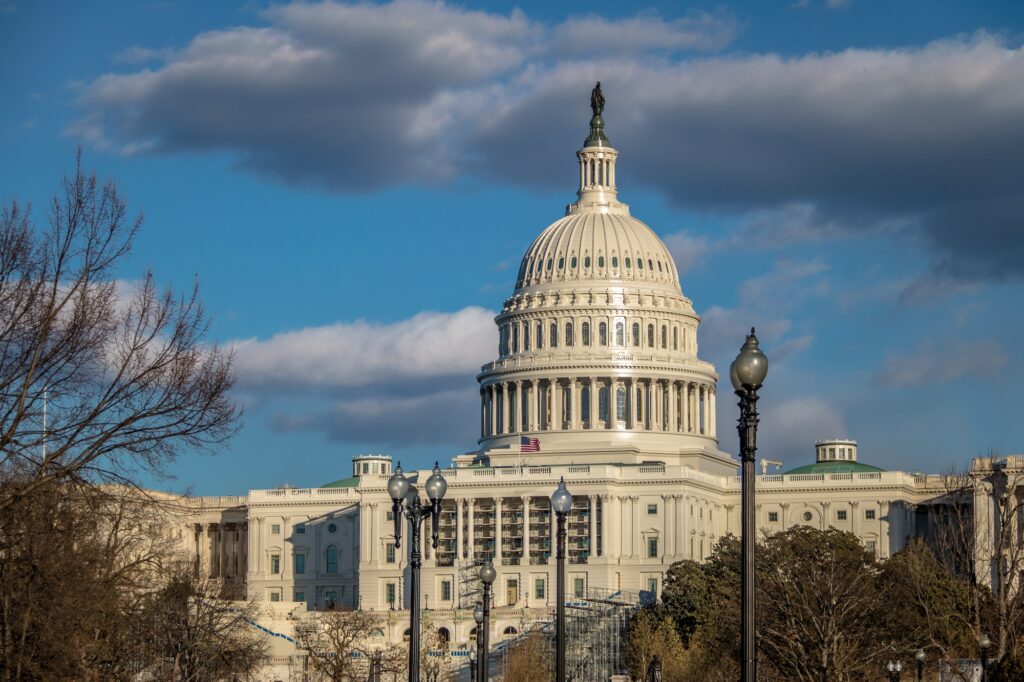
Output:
177,88,1012,675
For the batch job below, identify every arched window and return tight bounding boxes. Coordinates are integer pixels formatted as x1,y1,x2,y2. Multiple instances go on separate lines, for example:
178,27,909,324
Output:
503,626,519,639
546,259,553,271
570,256,577,269
637,257,644,270
558,257,564,270
524,324,531,351
438,628,451,643
657,261,663,271
403,629,411,642
649,259,654,270
647,324,655,347
661,325,668,349
598,386,609,423
616,387,626,421
550,322,558,347
470,627,478,641
536,322,543,349
582,322,590,346
598,322,607,346
625,257,632,269
325,546,338,574
512,325,519,353
615,321,624,346
631,323,640,346
565,322,573,347
584,255,591,268
371,628,385,638
636,387,644,424
611,256,619,268
598,255,605,268
673,327,678,350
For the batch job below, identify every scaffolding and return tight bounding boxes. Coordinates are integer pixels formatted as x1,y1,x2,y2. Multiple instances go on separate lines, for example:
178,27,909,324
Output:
484,585,642,681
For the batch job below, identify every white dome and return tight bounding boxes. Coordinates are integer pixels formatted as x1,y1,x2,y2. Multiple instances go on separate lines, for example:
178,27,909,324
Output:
515,211,681,293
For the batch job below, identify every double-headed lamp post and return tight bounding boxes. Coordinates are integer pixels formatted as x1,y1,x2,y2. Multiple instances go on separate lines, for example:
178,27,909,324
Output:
980,633,991,682
731,329,769,682
387,462,448,682
477,561,496,681
915,648,925,681
887,660,902,682
551,477,573,682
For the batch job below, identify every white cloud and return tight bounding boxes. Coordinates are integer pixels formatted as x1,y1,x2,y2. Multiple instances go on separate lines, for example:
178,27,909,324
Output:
760,397,848,461
73,5,1024,281
233,306,495,389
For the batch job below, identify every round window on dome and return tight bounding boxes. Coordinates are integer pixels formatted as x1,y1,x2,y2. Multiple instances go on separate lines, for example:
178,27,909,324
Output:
598,256,605,268
637,258,644,269
571,256,577,269
558,257,564,269
612,256,619,268
625,257,631,268
328,523,337,533
584,256,591,268
802,511,812,522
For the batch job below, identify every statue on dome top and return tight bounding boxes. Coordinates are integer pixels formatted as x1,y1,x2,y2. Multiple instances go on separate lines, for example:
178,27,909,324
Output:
590,81,605,117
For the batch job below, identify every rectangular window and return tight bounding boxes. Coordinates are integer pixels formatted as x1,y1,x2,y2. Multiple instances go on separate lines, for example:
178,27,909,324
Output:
294,553,305,574
326,590,338,608
768,511,779,523
574,578,585,598
647,537,658,558
296,523,305,534
270,554,280,574
271,524,281,535
441,580,452,601
363,462,370,474
865,509,876,520
386,583,396,607
294,591,305,602
690,505,694,517
647,578,658,594
386,543,396,563
270,591,281,602
699,508,704,519
837,510,848,521
386,510,395,521
535,578,545,599
646,504,658,515
865,540,877,556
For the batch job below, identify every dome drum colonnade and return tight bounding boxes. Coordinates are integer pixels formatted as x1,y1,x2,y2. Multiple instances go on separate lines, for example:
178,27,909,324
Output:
477,83,719,449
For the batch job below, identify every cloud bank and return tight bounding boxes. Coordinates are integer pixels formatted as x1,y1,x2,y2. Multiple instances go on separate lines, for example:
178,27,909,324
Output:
73,2,1024,283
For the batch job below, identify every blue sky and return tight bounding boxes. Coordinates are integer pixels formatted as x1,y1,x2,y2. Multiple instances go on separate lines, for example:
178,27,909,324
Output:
3,0,1024,495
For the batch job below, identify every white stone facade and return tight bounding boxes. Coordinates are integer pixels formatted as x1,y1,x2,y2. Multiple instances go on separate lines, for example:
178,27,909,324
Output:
173,102,1017,668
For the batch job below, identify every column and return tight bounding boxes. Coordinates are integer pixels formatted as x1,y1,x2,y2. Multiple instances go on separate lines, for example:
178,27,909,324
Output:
589,377,598,429
551,380,562,431
880,501,890,558
709,388,716,438
569,378,579,429
680,383,689,433
850,501,859,539
530,381,539,431
663,496,674,557
631,497,641,558
489,385,497,436
468,499,476,562
522,496,531,564
780,502,791,532
514,380,523,433
500,382,508,434
689,384,697,434
495,497,504,562
600,495,611,557
589,495,598,561
645,380,653,430
368,505,377,564
619,496,630,559
677,496,687,556
456,499,464,561
480,390,486,439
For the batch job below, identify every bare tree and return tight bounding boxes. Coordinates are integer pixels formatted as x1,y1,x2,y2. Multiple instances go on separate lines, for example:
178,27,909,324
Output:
140,559,267,681
0,154,238,504
934,457,1024,661
295,608,390,681
502,631,553,682
419,622,451,682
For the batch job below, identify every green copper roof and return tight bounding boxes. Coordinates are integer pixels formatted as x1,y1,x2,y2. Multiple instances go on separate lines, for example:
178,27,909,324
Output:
321,475,360,488
783,461,885,475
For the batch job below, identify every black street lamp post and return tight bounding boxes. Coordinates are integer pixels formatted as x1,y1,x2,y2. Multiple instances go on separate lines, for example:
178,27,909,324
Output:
478,562,496,681
915,649,925,681
473,604,483,681
387,462,448,682
980,633,991,682
551,477,573,682
887,660,902,682
468,644,477,682
730,329,769,682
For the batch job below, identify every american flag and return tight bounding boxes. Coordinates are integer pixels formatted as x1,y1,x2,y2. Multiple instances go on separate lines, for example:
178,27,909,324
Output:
520,436,540,452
